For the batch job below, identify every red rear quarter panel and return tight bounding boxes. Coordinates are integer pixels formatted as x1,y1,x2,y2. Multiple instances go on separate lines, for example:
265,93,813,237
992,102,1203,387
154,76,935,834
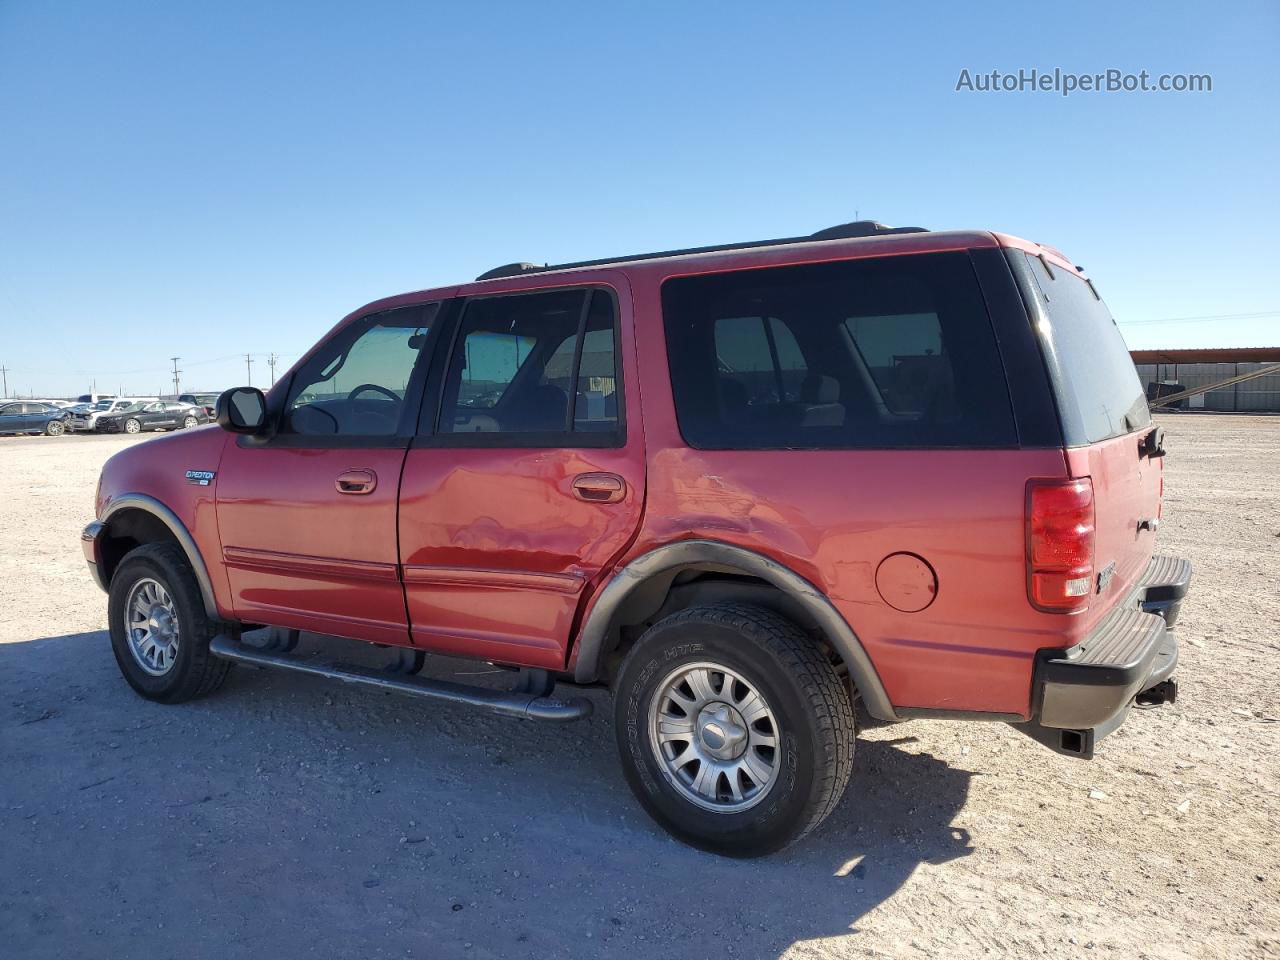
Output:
634,447,1071,716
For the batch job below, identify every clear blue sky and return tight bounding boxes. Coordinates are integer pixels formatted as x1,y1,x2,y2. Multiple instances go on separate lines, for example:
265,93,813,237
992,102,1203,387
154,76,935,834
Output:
1,1,1276,398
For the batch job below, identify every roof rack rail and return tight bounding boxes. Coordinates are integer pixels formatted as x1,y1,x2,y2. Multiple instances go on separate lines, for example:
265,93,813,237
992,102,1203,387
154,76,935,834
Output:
474,220,929,281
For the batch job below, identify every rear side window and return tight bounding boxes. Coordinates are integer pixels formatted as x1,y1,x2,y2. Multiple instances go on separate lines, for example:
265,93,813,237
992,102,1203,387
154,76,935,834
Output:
713,316,808,406
1023,254,1150,444
436,288,622,445
662,252,1017,449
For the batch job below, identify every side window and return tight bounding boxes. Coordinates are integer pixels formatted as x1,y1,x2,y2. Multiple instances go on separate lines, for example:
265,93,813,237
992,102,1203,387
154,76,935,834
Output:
714,316,808,411
283,302,438,437
455,331,536,410
662,253,1016,449
437,288,621,443
844,313,946,415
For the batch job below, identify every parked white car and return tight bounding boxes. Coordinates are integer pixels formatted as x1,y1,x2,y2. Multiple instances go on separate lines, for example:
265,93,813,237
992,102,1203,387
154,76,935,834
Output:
67,398,158,432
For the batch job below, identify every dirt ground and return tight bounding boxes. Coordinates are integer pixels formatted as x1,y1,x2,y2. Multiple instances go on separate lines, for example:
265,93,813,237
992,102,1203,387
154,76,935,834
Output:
1,416,1277,960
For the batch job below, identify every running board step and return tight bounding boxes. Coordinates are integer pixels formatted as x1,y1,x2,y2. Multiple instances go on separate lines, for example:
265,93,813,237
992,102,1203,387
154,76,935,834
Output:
209,634,592,722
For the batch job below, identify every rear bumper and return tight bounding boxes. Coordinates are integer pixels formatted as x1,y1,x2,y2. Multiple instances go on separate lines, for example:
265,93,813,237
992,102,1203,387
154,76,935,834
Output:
82,521,109,592
1015,554,1192,758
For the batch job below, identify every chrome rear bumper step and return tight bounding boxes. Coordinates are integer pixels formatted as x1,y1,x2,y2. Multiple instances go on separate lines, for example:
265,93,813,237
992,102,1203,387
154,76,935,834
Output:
209,634,592,722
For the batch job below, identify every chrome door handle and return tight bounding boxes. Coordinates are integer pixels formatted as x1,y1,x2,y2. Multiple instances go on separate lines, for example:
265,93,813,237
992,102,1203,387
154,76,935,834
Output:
335,469,377,495
571,472,626,503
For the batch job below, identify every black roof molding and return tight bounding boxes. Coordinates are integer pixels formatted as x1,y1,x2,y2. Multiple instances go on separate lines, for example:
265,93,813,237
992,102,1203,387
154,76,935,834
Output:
474,220,930,282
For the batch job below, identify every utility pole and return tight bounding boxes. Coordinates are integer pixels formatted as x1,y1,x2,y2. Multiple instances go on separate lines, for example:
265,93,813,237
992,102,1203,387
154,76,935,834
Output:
245,353,254,386
0,365,7,398
170,357,182,398
268,353,279,386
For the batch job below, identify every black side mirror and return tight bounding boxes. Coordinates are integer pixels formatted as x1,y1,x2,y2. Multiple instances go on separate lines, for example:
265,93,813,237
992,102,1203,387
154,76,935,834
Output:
216,387,267,434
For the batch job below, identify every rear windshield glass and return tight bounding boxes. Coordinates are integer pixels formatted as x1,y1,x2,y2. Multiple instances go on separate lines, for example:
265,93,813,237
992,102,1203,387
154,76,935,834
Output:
662,252,1017,449
1023,254,1150,444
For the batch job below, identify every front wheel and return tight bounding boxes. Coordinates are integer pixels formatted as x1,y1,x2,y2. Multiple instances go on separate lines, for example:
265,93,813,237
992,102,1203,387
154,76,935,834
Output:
182,416,199,429
45,420,65,436
108,542,231,702
613,603,855,857
124,418,141,434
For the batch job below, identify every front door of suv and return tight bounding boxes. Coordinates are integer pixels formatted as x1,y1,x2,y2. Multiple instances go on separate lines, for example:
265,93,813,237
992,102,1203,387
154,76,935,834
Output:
213,300,445,645
398,280,645,670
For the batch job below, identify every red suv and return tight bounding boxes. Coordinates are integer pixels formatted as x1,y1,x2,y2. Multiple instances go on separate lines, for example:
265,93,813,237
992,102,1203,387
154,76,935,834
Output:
82,221,1190,856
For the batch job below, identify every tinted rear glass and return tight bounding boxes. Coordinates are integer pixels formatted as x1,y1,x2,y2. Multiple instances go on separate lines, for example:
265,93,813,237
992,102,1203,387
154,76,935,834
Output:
662,252,1017,449
1022,254,1150,444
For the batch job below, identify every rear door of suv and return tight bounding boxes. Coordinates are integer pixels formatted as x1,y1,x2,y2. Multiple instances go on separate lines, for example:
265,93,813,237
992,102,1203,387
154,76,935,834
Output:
397,276,645,670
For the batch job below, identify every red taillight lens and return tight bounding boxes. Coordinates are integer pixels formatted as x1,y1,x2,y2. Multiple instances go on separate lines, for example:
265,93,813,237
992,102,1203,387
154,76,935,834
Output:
1027,478,1095,612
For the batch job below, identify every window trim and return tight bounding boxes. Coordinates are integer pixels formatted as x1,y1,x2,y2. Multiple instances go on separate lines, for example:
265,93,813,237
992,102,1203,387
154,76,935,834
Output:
418,283,626,450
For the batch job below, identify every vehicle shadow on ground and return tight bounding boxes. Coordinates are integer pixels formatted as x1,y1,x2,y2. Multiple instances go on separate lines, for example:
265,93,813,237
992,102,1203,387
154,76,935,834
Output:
1,631,975,960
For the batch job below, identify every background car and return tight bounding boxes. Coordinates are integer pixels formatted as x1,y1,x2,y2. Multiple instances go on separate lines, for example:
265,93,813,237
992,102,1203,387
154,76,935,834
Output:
177,392,221,417
68,397,159,432
97,401,211,434
0,400,70,436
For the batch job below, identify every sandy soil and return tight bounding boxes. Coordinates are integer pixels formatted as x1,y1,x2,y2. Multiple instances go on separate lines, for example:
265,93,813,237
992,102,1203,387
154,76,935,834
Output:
1,417,1277,960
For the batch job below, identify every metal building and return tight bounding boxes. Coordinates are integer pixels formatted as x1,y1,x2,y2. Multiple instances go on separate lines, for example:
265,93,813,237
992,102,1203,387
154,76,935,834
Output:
1130,347,1280,413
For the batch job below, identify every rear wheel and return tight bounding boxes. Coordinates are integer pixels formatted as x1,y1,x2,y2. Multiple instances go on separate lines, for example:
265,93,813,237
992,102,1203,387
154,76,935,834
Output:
613,603,855,857
182,415,199,429
124,418,141,434
44,420,65,436
108,542,231,702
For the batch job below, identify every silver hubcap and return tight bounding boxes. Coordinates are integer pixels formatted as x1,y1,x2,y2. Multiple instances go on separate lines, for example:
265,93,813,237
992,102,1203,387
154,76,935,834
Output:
184,417,197,428
648,662,780,813
125,577,180,676
126,420,140,433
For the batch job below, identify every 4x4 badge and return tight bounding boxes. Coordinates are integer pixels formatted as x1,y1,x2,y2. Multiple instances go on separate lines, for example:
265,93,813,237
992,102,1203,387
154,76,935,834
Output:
185,470,216,486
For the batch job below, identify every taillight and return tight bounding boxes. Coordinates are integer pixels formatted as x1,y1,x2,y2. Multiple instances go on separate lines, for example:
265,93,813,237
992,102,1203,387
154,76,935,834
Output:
1026,478,1095,613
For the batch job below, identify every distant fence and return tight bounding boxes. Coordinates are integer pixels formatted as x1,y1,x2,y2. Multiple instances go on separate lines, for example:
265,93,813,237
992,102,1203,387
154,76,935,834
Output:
1135,362,1280,412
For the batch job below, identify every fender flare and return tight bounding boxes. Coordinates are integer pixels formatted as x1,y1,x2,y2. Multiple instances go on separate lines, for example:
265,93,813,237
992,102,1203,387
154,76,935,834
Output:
101,494,220,619
573,539,900,721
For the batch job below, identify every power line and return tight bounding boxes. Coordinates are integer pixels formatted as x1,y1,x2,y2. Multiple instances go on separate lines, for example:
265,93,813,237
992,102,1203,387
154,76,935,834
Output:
170,357,182,397
267,353,279,386
1118,310,1280,326
245,353,254,386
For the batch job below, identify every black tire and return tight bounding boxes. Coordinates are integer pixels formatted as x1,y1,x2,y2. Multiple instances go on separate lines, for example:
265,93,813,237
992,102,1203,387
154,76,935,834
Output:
108,542,232,703
124,418,142,434
45,420,65,436
613,603,855,857
182,416,198,429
